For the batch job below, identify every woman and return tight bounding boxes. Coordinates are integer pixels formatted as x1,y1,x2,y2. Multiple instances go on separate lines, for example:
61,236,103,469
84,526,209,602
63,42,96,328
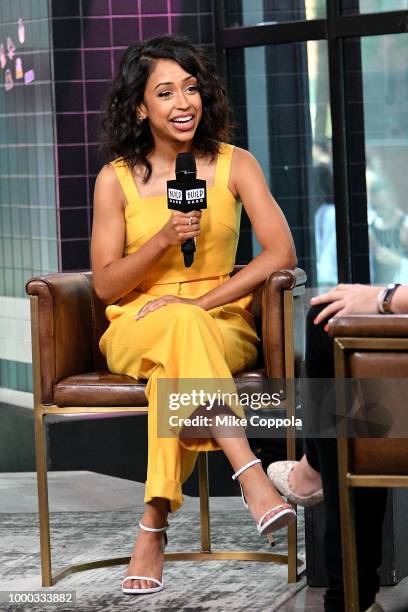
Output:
91,35,297,596
268,282,408,612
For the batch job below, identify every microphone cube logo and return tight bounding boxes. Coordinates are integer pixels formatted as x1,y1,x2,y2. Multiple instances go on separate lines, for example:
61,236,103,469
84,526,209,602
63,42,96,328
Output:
186,189,204,200
167,179,207,211
186,188,205,202
168,188,183,201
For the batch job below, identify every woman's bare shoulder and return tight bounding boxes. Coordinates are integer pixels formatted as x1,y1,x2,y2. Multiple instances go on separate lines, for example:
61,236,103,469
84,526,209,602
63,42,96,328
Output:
96,162,119,186
230,146,263,195
230,145,257,167
94,163,126,208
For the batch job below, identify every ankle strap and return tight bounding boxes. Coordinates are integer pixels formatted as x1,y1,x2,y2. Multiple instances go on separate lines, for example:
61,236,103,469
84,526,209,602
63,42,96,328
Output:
232,458,261,480
139,521,168,533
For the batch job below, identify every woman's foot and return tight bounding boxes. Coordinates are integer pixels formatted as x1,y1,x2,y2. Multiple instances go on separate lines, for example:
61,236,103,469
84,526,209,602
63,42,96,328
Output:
267,455,323,507
364,602,385,612
123,507,168,592
289,455,322,496
237,460,296,532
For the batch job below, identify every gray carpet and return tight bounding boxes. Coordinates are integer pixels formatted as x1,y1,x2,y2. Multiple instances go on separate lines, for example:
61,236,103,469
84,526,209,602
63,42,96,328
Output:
1,508,305,611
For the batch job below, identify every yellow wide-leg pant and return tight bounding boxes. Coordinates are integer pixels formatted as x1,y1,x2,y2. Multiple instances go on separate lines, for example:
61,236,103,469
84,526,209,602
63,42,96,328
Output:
99,276,259,512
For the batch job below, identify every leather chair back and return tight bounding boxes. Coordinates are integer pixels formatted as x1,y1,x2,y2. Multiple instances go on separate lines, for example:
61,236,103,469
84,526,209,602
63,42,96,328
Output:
26,267,306,405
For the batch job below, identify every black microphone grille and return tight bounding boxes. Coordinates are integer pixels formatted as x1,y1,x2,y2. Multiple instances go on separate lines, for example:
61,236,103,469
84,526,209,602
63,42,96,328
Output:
176,152,196,174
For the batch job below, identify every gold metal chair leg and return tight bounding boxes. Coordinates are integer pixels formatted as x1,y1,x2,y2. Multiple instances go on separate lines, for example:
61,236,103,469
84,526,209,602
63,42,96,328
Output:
34,412,52,586
286,395,299,583
287,518,298,582
35,441,305,586
198,452,211,553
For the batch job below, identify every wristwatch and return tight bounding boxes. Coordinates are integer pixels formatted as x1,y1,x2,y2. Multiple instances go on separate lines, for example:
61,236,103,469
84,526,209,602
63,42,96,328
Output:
377,283,401,314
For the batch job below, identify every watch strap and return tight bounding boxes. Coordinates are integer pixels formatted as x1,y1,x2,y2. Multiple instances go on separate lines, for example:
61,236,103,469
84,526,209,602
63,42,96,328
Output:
378,283,401,314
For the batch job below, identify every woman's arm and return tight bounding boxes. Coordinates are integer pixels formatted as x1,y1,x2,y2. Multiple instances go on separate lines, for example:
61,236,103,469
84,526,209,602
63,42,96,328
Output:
391,285,408,312
91,164,201,303
311,283,408,325
196,147,297,310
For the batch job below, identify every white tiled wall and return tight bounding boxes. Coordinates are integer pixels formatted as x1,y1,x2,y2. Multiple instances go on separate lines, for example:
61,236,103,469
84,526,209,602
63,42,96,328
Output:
0,296,32,364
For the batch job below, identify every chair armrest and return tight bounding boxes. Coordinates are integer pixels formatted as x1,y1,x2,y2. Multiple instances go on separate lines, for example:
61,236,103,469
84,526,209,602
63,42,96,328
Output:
26,272,103,404
329,314,408,338
256,268,307,379
329,314,408,475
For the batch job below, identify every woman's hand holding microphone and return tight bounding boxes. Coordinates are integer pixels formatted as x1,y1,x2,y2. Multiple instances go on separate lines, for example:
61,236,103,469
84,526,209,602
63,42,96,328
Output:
136,211,203,320
158,210,202,247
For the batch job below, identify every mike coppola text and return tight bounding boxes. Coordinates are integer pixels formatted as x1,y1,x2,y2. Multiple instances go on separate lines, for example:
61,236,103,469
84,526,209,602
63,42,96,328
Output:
167,389,302,430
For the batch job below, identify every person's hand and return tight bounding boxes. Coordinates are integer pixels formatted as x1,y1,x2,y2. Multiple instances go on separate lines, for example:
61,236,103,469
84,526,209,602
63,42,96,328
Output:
311,284,384,327
135,295,201,320
158,210,202,247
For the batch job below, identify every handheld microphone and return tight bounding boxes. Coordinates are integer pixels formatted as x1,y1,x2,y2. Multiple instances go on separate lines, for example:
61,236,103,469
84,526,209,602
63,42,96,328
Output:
167,152,207,267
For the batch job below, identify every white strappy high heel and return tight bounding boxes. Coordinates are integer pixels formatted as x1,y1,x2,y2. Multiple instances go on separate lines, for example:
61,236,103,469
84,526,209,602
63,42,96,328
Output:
232,458,297,536
122,521,168,595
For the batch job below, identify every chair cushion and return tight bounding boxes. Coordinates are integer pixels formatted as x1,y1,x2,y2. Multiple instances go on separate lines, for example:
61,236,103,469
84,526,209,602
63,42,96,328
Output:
54,372,149,407
53,369,266,408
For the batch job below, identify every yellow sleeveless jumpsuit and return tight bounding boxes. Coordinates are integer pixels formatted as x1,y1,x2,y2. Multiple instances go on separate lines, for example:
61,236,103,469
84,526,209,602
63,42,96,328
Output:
99,143,260,512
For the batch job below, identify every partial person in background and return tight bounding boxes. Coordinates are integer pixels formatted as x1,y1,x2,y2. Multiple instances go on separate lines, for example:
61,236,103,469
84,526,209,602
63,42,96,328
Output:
268,282,408,612
312,142,337,287
313,155,408,290
367,167,408,284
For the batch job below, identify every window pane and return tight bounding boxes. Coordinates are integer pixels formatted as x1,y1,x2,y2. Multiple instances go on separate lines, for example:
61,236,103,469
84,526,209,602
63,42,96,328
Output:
225,0,325,28
342,0,408,15
345,33,408,283
227,41,336,287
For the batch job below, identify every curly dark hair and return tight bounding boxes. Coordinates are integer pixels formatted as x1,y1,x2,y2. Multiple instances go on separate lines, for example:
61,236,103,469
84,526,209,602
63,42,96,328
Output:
100,35,233,182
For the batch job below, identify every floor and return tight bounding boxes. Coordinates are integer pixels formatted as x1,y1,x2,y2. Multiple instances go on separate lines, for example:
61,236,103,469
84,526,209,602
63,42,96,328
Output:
1,471,408,611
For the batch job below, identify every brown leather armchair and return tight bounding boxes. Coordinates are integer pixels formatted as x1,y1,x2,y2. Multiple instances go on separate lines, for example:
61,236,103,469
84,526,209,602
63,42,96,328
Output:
26,266,306,587
330,314,408,611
